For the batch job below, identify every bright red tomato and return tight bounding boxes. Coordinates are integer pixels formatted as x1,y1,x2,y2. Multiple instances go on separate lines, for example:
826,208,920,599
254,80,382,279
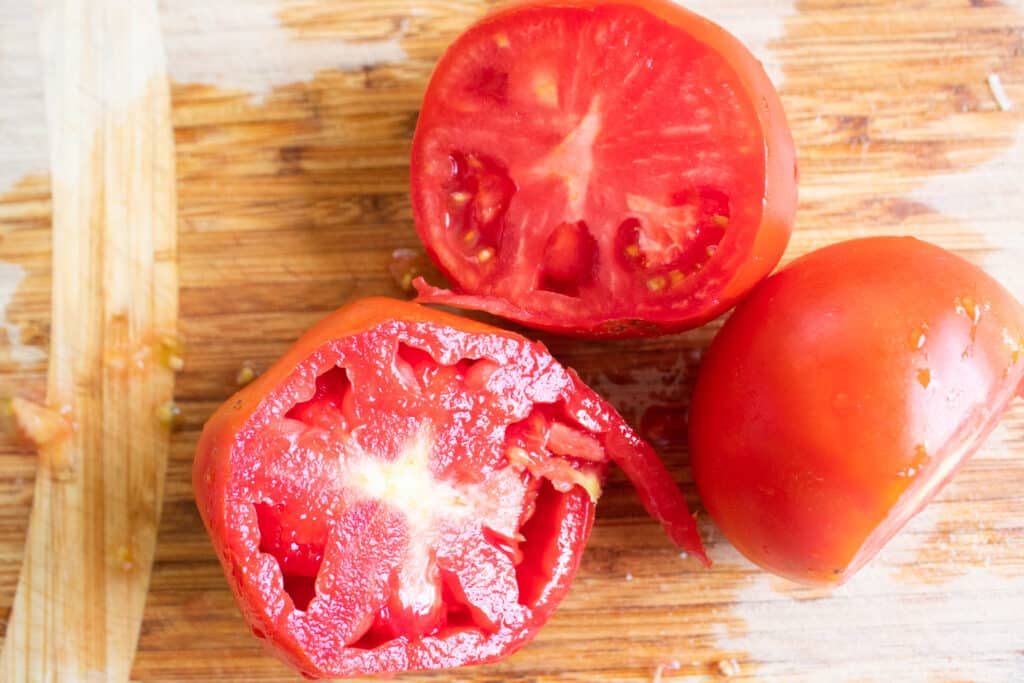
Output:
194,298,706,678
689,238,1024,585
411,0,797,337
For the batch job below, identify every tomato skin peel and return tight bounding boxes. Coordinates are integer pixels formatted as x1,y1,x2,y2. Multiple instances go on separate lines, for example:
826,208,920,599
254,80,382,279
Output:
411,0,797,337
194,298,705,677
689,237,1024,585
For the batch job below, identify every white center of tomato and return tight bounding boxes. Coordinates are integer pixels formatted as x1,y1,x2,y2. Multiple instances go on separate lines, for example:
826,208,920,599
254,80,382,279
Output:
344,426,471,616
347,426,468,519
525,99,602,218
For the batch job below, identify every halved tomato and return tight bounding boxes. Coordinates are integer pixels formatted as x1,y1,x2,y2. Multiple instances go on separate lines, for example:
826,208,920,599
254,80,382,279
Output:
194,298,706,678
411,0,797,337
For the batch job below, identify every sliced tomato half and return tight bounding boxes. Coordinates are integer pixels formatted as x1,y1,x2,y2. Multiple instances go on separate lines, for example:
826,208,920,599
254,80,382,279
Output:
194,298,706,678
411,0,797,337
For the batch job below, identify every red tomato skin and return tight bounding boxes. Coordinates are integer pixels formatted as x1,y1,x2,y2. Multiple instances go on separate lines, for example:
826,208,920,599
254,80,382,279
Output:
194,298,705,677
411,0,797,338
689,237,1024,585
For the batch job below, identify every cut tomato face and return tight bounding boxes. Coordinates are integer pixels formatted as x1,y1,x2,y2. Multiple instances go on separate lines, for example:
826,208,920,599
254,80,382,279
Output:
689,238,1024,585
194,298,706,678
411,0,797,337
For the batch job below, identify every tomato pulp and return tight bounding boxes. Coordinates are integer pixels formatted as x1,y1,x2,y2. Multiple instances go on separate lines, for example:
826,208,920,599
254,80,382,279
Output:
194,299,706,677
411,0,797,337
689,238,1024,585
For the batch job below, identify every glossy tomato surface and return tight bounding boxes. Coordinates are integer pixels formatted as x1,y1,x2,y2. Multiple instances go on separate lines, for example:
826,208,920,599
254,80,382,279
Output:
689,237,1024,585
194,298,706,678
411,0,797,337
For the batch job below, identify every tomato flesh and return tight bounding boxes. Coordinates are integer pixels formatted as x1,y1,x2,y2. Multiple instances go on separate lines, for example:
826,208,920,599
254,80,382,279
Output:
688,238,1024,585
412,0,797,336
194,300,706,677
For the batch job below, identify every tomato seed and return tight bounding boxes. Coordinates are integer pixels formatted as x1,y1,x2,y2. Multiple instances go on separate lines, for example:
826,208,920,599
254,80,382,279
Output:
158,401,183,431
445,151,516,255
236,364,257,387
646,276,667,292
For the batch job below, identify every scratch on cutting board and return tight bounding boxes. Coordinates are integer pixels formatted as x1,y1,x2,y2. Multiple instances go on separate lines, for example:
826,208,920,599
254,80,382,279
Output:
0,263,46,366
988,74,1013,112
161,0,408,102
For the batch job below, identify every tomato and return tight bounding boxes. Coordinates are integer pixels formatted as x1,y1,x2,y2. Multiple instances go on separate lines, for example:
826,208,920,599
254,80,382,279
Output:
194,298,706,678
688,237,1024,585
410,0,797,337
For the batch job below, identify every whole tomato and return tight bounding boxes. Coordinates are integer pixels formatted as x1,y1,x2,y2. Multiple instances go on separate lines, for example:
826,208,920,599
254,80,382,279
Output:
689,237,1024,584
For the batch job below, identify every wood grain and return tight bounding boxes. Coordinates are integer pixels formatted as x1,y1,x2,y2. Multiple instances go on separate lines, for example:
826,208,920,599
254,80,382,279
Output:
1,1,1023,682
0,1,178,680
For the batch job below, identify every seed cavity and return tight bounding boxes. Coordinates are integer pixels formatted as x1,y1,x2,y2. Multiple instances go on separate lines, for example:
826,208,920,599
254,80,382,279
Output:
617,186,730,292
445,151,516,262
539,221,598,297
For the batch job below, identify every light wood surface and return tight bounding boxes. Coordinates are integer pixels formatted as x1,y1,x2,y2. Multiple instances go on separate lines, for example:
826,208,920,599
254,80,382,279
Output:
1,1,1022,682
0,1,178,681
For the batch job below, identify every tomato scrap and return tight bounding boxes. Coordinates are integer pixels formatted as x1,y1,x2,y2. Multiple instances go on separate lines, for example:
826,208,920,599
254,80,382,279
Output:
194,298,706,678
689,237,1024,585
411,0,797,337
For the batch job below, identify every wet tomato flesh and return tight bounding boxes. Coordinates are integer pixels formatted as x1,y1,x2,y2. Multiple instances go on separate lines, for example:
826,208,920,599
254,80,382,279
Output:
194,299,706,677
412,0,797,336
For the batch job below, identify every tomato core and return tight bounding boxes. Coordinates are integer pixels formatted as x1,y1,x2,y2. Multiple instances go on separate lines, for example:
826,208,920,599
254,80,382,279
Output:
241,344,605,646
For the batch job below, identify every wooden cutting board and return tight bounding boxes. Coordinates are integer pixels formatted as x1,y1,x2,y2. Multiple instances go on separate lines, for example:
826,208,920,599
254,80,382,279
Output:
1,1,1023,681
